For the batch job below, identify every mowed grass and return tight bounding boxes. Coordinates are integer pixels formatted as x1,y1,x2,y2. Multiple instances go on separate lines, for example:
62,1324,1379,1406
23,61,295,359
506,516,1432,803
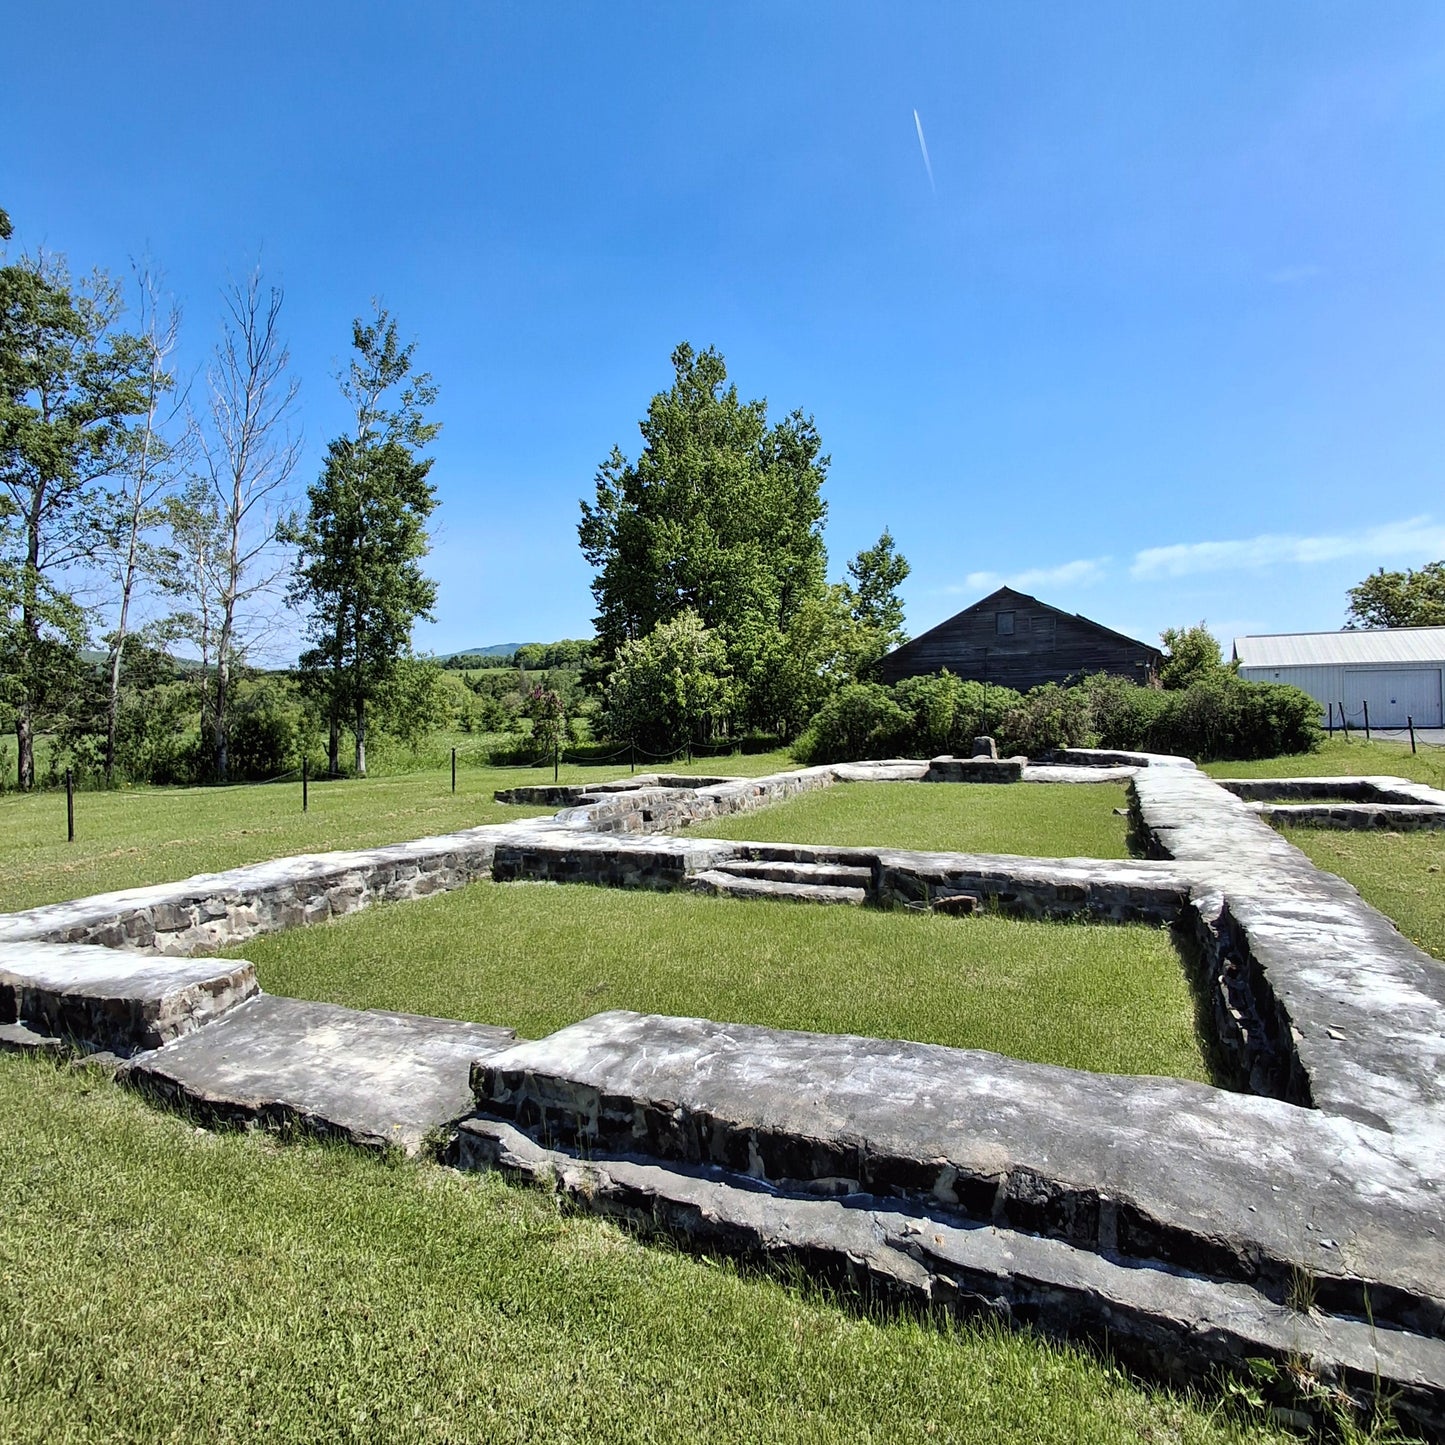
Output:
233,882,1209,1080
1205,736,1445,790
1204,738,1445,963
0,1054,1298,1445
0,749,797,912
691,780,1132,857
1283,827,1445,963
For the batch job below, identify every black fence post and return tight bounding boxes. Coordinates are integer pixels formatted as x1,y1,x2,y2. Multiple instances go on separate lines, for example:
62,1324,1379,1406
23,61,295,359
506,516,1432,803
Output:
1340,701,1350,741
553,738,559,784
1327,701,1334,737
1363,699,1371,742
451,747,457,794
65,769,74,843
630,740,635,774
1409,716,1417,754
303,757,309,813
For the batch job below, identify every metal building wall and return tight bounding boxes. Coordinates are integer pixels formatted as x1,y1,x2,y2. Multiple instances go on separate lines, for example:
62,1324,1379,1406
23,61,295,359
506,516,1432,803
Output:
1238,662,1444,727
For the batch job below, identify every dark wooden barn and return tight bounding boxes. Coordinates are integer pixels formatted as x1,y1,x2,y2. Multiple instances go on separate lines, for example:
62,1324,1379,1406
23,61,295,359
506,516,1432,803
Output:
876,587,1161,691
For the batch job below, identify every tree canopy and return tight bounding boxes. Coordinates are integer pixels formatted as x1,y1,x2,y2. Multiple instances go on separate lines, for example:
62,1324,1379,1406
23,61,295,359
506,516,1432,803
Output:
579,343,829,732
1158,623,1225,690
0,237,151,787
1346,563,1445,630
288,306,440,776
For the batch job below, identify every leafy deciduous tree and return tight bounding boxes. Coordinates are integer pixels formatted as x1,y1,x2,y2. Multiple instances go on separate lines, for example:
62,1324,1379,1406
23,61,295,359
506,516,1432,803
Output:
1346,563,1445,630
1159,623,1225,690
843,526,910,675
288,306,439,777
601,609,732,754
579,343,828,732
0,234,150,788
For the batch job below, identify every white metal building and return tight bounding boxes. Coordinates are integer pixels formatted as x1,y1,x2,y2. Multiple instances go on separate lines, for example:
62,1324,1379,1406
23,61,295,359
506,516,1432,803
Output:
1233,627,1445,728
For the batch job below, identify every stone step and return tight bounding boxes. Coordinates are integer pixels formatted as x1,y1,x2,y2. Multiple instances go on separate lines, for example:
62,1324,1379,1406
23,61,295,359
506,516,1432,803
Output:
710,860,874,889
471,1010,1445,1336
686,870,867,906
125,994,517,1155
0,1019,66,1055
449,1116,1445,1437
0,940,258,1052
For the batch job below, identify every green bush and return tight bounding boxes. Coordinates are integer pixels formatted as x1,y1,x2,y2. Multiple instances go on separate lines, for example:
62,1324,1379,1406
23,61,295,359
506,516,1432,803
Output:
997,683,1090,756
792,684,912,763
1155,677,1319,761
228,682,311,781
1078,673,1172,751
794,670,1320,764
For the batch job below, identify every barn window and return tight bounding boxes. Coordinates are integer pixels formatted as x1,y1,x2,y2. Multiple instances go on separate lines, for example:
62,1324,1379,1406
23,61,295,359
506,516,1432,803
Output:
996,610,1015,636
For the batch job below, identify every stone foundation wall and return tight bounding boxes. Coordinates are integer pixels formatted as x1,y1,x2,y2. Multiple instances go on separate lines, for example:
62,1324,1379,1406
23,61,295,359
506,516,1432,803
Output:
871,849,1191,923
922,756,1025,783
0,829,515,957
1251,802,1445,831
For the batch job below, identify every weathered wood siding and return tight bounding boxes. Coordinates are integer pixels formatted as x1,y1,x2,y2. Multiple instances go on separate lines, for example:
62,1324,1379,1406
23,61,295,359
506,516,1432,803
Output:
878,588,1159,690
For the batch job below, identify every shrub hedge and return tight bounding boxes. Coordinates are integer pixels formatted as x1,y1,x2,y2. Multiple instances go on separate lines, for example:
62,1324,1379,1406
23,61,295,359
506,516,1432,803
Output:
793,670,1321,765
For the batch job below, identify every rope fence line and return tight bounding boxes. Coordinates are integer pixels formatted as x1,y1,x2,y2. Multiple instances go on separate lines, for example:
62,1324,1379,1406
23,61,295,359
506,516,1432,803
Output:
1325,701,1423,752
46,732,786,844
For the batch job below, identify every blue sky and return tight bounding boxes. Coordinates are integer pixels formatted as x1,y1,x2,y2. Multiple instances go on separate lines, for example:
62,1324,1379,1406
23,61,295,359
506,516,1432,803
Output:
6,2,1445,656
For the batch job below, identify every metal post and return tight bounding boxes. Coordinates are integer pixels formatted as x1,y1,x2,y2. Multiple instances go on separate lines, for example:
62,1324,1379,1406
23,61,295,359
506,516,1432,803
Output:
1363,699,1371,742
630,740,635,774
65,769,74,843
1409,716,1417,754
1327,701,1334,738
451,747,457,794
1340,702,1349,741
303,757,308,813
553,737,559,783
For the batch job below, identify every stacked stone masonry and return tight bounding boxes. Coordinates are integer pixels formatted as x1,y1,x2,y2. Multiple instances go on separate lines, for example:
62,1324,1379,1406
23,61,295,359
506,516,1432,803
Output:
3,749,1445,1432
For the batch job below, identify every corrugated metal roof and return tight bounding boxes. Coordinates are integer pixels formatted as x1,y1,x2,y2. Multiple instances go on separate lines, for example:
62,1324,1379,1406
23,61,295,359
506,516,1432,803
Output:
1233,627,1445,668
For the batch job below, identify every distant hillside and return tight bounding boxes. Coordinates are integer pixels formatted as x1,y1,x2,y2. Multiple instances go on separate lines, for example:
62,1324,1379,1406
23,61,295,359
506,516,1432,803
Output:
441,643,530,660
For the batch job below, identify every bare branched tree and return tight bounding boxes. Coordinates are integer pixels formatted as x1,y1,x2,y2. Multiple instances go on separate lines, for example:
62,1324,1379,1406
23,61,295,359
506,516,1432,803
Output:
195,267,300,782
98,264,188,783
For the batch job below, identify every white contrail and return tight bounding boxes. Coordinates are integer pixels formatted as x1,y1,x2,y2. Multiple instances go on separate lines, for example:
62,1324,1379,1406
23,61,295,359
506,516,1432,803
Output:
913,108,935,193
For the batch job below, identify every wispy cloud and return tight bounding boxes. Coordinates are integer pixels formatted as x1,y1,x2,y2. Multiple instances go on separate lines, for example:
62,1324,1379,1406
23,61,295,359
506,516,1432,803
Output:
1268,263,1325,285
1130,516,1445,580
939,556,1112,596
913,109,935,194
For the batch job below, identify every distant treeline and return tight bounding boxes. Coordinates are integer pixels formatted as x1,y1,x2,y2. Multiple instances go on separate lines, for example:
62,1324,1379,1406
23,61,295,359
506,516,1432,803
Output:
441,640,595,672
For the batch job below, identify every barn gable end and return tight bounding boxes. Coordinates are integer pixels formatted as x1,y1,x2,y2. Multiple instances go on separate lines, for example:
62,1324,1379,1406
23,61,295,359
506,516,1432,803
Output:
876,587,1161,690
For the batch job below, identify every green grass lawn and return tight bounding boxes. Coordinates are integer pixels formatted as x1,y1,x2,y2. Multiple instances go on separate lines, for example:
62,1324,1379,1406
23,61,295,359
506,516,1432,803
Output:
1283,827,1445,963
1205,736,1445,789
1201,738,1445,963
691,780,1132,857
231,882,1208,1080
0,1053,1298,1445
0,749,798,913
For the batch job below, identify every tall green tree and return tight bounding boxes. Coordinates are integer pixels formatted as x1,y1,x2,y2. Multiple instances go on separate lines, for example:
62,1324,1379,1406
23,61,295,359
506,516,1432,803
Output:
1159,623,1225,690
579,343,828,731
1346,563,1445,629
0,225,150,788
601,609,732,754
288,306,440,777
843,526,910,674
